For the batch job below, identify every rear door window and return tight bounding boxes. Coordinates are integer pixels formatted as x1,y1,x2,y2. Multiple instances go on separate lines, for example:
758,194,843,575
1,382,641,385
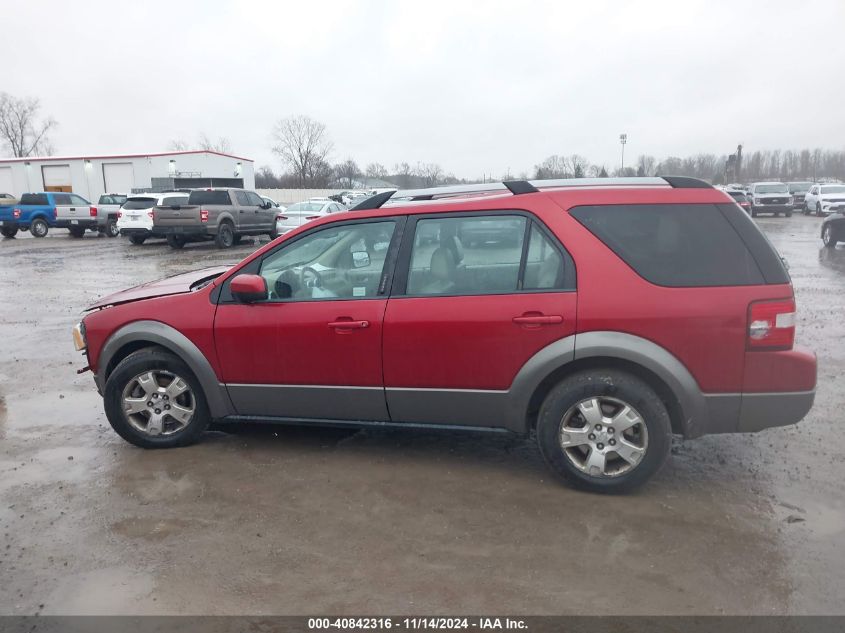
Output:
570,204,765,287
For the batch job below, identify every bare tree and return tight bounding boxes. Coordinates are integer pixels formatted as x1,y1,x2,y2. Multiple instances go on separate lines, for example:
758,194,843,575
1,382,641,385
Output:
334,158,361,188
636,155,657,177
0,92,56,157
271,115,333,187
198,133,232,153
167,139,189,151
392,162,414,188
566,154,589,178
366,162,388,179
415,162,443,187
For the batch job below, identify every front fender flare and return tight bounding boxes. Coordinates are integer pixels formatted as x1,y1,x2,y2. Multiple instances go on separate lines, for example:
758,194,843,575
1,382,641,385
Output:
95,320,233,418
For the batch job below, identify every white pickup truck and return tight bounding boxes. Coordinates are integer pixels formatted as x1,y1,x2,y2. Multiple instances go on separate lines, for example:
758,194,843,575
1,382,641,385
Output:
95,193,128,237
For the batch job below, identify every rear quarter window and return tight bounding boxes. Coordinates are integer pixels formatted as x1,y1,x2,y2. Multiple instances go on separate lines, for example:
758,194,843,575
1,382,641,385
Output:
570,204,766,287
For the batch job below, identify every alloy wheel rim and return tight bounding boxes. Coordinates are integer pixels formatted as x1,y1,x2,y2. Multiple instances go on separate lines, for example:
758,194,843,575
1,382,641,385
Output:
121,370,195,436
558,396,649,477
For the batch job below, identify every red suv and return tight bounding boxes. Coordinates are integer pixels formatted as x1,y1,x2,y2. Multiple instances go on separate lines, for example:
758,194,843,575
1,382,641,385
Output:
73,177,817,492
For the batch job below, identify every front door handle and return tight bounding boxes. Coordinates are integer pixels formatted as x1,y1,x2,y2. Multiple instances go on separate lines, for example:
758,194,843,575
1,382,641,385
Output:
512,314,564,326
328,319,370,330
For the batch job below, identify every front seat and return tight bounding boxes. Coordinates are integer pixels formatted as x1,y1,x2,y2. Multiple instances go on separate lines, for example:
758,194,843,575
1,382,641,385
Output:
419,247,456,295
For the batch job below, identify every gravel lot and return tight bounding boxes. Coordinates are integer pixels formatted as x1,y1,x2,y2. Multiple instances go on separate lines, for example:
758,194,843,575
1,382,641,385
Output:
0,217,843,615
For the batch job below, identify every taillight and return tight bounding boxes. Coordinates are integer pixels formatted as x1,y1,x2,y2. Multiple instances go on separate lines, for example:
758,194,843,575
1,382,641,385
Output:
89,206,97,217
276,215,288,221
14,208,21,219
147,211,154,220
200,209,209,223
748,298,796,350
117,211,122,218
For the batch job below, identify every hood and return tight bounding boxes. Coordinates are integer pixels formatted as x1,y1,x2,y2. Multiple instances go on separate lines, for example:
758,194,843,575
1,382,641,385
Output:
85,265,231,310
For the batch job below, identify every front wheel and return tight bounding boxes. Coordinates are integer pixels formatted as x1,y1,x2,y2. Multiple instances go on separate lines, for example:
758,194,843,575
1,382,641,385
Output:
536,370,672,493
103,348,210,449
166,235,186,249
817,204,823,217
822,224,839,248
30,218,49,238
1,226,18,238
786,210,793,217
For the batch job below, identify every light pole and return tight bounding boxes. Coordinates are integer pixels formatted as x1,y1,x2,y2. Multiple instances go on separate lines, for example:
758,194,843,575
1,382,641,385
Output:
619,134,627,173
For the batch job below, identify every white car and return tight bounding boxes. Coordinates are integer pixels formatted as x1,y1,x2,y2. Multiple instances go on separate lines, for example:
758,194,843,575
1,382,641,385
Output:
117,192,190,244
802,183,845,216
261,195,286,212
274,200,345,236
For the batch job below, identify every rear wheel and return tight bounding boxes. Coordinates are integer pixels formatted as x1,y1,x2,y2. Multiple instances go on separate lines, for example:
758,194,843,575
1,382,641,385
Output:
30,218,49,238
128,234,147,245
68,226,86,238
105,219,119,237
167,235,186,249
536,370,672,493
215,221,235,248
1,226,18,238
822,224,839,248
104,348,210,449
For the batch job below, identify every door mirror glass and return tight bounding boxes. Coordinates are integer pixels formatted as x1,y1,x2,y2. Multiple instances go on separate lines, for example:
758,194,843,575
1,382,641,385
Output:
230,274,268,303
352,250,370,268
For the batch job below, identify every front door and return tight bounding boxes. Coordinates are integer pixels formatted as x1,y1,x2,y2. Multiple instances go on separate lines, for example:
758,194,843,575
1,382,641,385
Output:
214,217,401,421
382,212,578,429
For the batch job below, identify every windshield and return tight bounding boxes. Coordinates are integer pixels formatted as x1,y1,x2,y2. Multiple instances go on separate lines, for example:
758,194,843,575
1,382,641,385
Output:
288,202,326,212
788,183,812,194
821,186,845,194
755,184,788,194
122,198,157,210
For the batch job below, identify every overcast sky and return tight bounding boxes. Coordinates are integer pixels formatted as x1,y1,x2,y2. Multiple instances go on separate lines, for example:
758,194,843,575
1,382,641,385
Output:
4,0,844,178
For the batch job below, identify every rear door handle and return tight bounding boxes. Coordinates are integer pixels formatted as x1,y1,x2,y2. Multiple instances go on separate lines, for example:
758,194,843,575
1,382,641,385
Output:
512,314,564,326
328,319,369,330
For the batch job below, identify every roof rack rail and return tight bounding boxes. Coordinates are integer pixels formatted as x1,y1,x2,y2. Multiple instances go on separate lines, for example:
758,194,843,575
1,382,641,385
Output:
348,176,711,211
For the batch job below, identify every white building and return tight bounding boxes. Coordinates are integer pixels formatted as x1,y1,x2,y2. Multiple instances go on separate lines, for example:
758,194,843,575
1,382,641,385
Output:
0,150,255,199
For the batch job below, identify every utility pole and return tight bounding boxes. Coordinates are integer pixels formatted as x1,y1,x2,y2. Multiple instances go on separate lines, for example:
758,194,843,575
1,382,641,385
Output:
619,134,627,173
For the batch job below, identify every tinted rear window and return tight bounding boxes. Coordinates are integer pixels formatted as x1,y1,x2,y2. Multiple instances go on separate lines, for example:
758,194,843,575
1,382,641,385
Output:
188,190,231,205
19,193,49,205
728,191,746,201
570,204,765,287
123,198,157,210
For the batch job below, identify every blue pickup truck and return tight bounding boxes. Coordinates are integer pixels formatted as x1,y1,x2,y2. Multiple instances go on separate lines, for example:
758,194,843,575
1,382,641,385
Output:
0,192,97,238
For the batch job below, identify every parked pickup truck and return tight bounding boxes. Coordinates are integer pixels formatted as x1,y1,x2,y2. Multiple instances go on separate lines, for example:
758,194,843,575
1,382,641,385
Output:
0,192,68,238
153,188,278,249
96,193,128,237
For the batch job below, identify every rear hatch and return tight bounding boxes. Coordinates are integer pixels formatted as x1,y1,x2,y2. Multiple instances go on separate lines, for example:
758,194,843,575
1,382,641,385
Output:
118,197,158,228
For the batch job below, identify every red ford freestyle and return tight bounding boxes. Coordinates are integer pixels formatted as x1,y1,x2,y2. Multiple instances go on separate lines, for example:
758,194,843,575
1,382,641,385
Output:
73,177,817,492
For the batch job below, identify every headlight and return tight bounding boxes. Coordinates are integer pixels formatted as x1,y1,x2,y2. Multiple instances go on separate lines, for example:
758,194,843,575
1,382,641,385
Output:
72,321,87,351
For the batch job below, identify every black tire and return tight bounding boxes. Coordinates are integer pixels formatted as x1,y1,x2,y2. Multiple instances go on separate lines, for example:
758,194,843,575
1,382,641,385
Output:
817,204,823,217
105,219,119,237
536,370,672,493
751,207,758,218
232,234,243,245
215,221,235,248
103,348,210,449
129,234,147,245
30,218,49,238
803,204,809,215
1,226,18,238
166,235,186,249
68,226,86,238
822,224,839,248
785,210,793,217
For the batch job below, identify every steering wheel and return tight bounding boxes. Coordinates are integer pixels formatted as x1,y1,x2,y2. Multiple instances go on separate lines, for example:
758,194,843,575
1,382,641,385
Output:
300,266,323,290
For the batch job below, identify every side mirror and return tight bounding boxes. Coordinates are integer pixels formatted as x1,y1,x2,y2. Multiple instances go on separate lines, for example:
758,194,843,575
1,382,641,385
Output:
352,251,370,268
230,274,267,303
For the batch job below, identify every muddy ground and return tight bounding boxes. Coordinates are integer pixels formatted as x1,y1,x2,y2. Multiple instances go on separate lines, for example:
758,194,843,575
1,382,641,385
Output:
0,216,843,615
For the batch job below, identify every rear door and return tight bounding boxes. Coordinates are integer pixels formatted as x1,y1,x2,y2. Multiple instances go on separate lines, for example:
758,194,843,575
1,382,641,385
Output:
382,211,577,429
233,190,255,232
